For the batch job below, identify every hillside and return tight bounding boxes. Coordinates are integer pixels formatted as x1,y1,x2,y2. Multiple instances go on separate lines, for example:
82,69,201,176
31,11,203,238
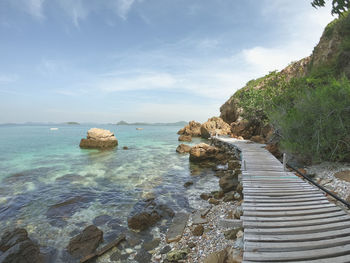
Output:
220,12,350,163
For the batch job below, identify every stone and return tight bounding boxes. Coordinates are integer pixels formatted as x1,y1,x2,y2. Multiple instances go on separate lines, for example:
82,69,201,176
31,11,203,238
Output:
234,192,241,200
212,190,224,199
142,238,160,251
219,219,242,229
67,225,103,258
208,198,220,205
160,245,171,254
127,199,174,231
192,210,208,225
184,181,193,188
0,229,28,252
219,174,239,193
177,121,202,137
0,228,42,263
110,249,122,261
166,213,189,243
334,170,350,182
93,214,112,226
134,249,152,263
166,249,188,262
265,142,282,158
224,227,243,240
234,206,243,219
192,225,204,236
178,135,192,142
187,242,196,249
176,144,191,154
223,191,235,202
200,117,232,139
79,128,118,149
204,247,242,263
228,160,240,170
200,193,211,200
189,143,219,162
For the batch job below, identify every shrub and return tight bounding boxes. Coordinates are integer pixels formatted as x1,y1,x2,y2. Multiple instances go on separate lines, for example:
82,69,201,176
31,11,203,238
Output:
269,77,350,162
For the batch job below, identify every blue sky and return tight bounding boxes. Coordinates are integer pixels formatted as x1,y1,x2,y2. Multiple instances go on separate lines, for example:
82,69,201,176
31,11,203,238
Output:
0,0,333,123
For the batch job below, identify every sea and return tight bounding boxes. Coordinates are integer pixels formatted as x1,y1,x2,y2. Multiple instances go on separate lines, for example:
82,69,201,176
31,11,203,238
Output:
0,124,219,262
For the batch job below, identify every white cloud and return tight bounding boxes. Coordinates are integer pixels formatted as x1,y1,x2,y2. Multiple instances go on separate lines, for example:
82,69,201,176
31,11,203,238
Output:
114,0,135,20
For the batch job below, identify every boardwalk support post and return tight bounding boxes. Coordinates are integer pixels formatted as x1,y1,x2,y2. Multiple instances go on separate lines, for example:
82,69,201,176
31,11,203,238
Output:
283,153,287,171
243,160,246,171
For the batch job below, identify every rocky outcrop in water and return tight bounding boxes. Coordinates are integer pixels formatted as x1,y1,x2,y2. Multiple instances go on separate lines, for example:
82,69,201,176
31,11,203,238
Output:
177,121,202,137
67,225,103,258
189,143,219,162
200,117,231,139
0,228,42,263
127,199,175,231
79,128,118,149
176,144,191,154
178,135,192,142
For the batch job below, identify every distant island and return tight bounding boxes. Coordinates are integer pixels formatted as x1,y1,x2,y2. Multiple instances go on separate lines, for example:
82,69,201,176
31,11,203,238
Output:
116,121,188,126
65,122,80,125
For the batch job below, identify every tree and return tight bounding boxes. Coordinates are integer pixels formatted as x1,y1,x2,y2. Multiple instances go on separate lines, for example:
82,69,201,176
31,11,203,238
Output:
312,0,350,15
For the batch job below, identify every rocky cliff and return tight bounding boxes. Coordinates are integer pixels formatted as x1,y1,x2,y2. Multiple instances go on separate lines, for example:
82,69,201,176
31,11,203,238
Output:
220,12,350,144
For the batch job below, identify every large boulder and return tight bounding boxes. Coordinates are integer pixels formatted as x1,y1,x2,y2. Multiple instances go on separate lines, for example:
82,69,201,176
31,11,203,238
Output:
200,117,231,139
0,228,42,263
79,128,118,149
67,225,103,258
127,199,174,231
219,173,239,193
177,121,201,137
176,144,191,154
189,143,219,162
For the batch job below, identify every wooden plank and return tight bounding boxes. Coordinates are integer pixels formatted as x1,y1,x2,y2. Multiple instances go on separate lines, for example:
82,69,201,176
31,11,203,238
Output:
243,193,326,199
242,210,347,222
243,206,342,217
243,243,350,262
244,198,328,204
243,203,335,211
243,215,350,228
245,235,350,252
243,200,330,207
243,254,350,263
244,227,350,242
245,221,350,235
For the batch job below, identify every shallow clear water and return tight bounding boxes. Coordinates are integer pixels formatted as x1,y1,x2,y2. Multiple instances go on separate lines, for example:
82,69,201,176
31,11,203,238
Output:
0,124,218,261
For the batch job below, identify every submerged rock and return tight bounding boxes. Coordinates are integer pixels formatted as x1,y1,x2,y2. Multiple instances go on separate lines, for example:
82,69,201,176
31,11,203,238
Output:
178,135,192,142
189,143,219,162
127,199,174,231
166,213,189,243
166,249,188,262
67,225,103,258
0,228,42,263
79,128,118,149
177,121,202,137
176,144,191,154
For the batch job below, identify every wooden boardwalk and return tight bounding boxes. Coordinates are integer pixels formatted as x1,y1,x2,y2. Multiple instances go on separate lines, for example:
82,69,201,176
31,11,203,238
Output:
217,138,350,263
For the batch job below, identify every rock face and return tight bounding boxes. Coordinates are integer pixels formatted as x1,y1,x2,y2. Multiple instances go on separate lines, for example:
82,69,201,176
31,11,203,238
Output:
177,121,201,137
79,128,118,149
219,172,239,193
0,228,42,263
178,135,192,142
176,144,191,154
189,143,219,162
128,199,174,231
67,225,103,258
200,117,231,139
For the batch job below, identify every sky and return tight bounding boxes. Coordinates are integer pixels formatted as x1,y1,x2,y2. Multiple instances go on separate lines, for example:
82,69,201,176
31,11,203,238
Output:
0,0,334,123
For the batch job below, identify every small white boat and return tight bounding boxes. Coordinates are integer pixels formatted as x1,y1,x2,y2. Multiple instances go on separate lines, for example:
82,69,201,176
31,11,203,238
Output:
136,128,144,130
50,128,59,131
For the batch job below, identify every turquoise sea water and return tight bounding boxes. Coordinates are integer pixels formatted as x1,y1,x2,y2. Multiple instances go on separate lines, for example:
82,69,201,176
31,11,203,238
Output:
0,124,218,261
